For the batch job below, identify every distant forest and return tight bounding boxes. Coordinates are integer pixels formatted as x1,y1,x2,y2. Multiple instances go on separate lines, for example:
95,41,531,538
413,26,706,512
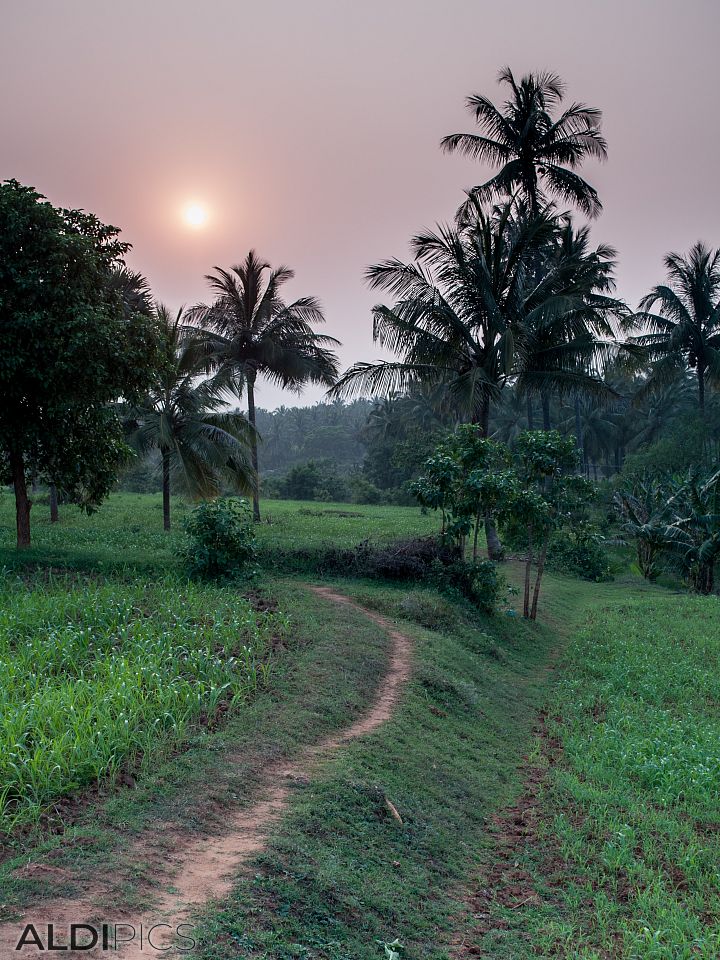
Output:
118,370,719,506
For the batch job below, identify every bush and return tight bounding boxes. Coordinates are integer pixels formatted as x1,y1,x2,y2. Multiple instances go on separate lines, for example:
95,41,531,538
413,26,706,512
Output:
184,497,256,580
433,559,503,613
546,524,612,582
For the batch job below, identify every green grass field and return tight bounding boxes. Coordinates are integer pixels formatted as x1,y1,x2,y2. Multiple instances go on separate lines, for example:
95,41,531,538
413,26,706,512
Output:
0,490,717,958
0,492,439,573
0,574,282,834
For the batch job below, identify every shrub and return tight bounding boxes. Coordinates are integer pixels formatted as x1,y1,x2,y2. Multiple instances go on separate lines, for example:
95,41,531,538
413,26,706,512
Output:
546,524,612,581
184,497,256,580
433,559,503,613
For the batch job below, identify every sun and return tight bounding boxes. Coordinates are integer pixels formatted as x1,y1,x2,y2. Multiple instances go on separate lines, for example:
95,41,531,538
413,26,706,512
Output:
183,203,208,228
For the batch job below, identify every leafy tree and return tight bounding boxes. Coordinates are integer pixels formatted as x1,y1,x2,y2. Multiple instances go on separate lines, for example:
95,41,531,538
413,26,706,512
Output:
0,180,163,547
633,243,720,414
127,304,254,530
187,251,340,520
442,67,607,218
495,431,592,619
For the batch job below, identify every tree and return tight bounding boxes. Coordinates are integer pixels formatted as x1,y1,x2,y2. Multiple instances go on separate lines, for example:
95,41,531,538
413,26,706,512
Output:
489,431,593,619
331,203,556,432
187,251,340,520
0,180,163,548
331,201,610,558
127,305,255,530
633,243,720,415
513,217,624,430
442,67,607,219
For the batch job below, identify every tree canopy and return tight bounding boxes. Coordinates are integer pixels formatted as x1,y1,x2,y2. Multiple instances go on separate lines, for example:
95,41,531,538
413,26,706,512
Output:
0,180,164,546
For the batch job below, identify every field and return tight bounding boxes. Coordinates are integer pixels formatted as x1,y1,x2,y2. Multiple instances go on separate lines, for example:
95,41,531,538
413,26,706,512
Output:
0,493,439,573
0,492,717,959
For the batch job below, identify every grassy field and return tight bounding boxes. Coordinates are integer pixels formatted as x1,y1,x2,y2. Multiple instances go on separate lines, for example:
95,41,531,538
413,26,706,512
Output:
460,588,720,959
0,492,439,573
0,574,283,835
1,489,718,958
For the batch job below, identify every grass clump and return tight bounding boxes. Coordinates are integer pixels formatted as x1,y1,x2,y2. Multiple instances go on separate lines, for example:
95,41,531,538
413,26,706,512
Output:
0,572,284,834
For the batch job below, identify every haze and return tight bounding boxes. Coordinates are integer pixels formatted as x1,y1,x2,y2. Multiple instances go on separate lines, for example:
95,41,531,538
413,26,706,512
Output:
2,0,718,407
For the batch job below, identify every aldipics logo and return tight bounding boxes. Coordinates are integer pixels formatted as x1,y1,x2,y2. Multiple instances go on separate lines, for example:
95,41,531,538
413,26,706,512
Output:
14,922,196,953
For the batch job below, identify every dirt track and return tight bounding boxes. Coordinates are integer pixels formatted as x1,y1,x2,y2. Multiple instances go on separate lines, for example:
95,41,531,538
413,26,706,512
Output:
0,586,413,958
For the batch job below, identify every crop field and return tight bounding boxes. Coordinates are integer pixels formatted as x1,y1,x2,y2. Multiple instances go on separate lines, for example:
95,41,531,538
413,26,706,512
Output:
0,572,283,835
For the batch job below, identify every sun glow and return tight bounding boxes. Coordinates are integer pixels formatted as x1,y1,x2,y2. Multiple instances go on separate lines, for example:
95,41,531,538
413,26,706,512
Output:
183,203,208,228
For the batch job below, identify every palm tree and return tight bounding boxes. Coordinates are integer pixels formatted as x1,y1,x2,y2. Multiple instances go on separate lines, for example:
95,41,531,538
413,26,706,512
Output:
128,304,255,530
442,67,607,218
513,218,625,430
633,243,720,415
331,202,571,558
187,251,340,520
331,203,557,430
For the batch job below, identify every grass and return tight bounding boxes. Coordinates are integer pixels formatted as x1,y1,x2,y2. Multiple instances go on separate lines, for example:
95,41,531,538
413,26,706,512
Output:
0,580,392,917
0,492,438,574
466,588,720,959
0,572,283,835
2,488,718,959
188,577,561,959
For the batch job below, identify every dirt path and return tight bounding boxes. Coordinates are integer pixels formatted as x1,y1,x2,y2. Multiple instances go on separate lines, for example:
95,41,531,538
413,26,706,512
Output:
0,586,412,958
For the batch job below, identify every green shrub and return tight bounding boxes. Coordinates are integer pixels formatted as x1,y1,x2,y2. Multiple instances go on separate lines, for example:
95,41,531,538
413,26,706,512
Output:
433,559,503,613
546,524,612,581
184,497,256,580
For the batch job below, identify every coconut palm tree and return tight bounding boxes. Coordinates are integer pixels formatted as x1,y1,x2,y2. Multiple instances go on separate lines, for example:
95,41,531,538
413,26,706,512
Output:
633,243,720,415
128,304,255,530
187,251,340,520
513,218,625,430
442,67,607,219
331,202,575,558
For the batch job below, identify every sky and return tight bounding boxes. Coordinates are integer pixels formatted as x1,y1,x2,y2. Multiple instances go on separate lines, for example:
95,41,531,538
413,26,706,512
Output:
2,0,719,409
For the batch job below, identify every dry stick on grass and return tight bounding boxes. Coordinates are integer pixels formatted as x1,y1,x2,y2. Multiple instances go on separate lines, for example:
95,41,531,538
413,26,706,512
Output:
385,797,403,823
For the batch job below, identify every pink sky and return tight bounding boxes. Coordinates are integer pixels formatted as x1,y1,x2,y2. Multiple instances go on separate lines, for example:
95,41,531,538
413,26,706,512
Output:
2,0,719,407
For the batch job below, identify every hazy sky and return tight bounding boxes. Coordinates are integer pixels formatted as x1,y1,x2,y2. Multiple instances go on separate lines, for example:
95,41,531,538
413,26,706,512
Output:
2,0,719,408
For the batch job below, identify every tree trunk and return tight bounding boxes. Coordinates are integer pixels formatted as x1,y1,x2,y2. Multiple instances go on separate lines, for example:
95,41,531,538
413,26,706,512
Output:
49,484,59,523
485,514,504,561
472,510,480,560
11,448,31,549
162,450,171,531
524,526,534,619
479,394,491,438
526,394,535,431
475,395,504,561
247,371,261,522
529,536,549,621
574,395,583,462
698,365,706,414
541,391,551,431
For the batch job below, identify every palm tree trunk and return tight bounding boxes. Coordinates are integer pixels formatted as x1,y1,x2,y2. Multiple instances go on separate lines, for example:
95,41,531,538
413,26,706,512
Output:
698,365,706,414
246,371,261,522
526,394,535,430
476,394,504,561
541,391,551,430
10,447,31,549
162,450,171,531
49,484,59,523
574,395,583,463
